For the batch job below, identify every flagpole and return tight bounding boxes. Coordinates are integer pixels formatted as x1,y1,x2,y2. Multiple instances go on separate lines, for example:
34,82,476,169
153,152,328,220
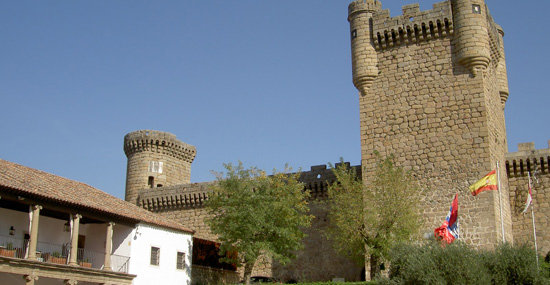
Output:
531,201,539,266
497,161,505,243
528,172,539,267
457,193,460,240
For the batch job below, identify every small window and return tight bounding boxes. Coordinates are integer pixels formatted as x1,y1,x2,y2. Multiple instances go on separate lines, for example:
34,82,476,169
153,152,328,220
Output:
149,161,164,173
351,29,357,39
472,4,481,14
176,252,185,269
150,246,160,266
148,176,154,188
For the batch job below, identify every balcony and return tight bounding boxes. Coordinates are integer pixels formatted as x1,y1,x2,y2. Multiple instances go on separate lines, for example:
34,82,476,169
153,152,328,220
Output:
0,234,130,273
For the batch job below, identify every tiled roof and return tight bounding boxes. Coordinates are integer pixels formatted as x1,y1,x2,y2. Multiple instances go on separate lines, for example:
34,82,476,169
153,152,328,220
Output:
0,159,194,234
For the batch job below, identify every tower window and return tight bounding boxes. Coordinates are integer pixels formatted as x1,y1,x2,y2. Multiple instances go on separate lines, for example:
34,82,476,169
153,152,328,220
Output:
472,4,481,14
148,176,154,188
149,161,163,173
351,29,357,39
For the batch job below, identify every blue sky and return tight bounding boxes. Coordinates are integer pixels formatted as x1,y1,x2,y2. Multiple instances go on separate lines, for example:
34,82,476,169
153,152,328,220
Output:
1,0,548,199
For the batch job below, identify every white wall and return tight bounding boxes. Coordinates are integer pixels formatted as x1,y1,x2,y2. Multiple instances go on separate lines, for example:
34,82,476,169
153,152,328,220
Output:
0,207,33,243
129,223,193,285
113,224,134,257
0,208,72,250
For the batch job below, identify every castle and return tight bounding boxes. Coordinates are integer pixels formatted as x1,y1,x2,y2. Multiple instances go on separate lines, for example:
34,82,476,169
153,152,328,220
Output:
122,0,549,282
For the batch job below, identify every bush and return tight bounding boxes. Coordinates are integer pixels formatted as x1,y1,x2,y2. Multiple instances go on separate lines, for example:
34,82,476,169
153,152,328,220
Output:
483,243,543,284
387,242,549,285
297,281,378,285
388,242,490,284
542,254,550,280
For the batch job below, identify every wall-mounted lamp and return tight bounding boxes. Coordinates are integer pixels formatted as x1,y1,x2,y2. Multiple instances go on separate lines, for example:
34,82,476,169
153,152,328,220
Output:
9,226,15,236
64,222,70,232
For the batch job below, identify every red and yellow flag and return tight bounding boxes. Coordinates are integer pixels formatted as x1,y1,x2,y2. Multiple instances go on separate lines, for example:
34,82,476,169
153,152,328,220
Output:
469,170,497,196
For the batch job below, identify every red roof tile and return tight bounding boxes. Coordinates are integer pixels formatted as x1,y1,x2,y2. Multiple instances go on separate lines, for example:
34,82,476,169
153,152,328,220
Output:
0,159,193,234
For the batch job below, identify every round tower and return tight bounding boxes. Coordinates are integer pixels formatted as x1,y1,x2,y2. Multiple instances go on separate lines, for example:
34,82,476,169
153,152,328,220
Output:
496,24,509,106
348,0,382,95
451,0,491,76
123,130,197,204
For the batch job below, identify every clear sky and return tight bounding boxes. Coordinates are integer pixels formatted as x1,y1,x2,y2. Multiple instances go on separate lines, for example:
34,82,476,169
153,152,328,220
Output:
1,0,548,199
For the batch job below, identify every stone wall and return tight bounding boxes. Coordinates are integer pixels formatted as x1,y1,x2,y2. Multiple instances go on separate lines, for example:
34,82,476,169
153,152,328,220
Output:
191,265,240,285
138,164,362,282
273,201,363,282
507,142,550,257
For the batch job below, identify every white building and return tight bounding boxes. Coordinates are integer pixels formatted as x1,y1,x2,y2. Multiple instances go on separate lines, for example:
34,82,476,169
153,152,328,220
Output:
0,159,194,285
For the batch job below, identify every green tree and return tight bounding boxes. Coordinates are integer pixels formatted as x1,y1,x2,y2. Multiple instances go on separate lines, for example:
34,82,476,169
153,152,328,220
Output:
326,155,422,280
206,162,313,285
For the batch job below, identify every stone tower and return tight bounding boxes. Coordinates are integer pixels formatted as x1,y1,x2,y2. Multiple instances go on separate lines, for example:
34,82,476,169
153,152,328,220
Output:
123,130,196,204
348,0,382,95
348,0,513,247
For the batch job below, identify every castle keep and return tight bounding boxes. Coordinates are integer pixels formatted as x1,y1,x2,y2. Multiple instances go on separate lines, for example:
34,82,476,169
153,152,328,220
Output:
349,0,512,246
122,0,549,282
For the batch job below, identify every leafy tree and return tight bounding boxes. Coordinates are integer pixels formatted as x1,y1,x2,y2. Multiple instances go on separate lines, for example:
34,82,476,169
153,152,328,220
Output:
206,162,313,285
326,155,422,280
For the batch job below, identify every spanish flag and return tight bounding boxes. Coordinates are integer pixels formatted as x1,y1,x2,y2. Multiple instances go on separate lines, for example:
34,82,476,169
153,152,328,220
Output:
469,170,498,196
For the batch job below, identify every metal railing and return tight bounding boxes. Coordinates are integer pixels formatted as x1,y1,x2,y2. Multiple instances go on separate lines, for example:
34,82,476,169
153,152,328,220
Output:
112,253,131,273
0,234,130,273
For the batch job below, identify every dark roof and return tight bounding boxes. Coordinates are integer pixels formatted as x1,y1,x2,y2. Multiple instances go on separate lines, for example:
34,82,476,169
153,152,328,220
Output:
0,159,193,234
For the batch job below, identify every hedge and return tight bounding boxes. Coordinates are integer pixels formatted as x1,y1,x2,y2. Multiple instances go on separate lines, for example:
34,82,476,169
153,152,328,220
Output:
383,242,549,285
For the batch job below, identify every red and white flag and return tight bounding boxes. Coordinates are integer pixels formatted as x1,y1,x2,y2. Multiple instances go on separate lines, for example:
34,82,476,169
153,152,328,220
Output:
434,194,459,244
522,173,533,214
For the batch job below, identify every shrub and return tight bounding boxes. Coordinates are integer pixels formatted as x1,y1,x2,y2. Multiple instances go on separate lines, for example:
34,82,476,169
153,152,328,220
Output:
388,242,490,284
297,281,378,285
542,254,550,280
482,243,542,284
387,242,549,285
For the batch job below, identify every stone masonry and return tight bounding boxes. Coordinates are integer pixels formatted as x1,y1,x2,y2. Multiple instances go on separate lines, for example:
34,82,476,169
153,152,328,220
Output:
349,0,512,248
507,142,550,256
124,130,196,205
122,0,550,282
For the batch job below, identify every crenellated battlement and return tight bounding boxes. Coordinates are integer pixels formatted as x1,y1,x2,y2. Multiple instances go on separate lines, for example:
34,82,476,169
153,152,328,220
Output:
506,141,550,178
124,130,196,163
348,0,382,17
298,163,362,199
137,162,362,211
139,183,213,211
372,1,453,50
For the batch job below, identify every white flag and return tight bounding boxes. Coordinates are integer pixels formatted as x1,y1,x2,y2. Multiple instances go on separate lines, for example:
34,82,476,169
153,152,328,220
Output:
522,173,533,214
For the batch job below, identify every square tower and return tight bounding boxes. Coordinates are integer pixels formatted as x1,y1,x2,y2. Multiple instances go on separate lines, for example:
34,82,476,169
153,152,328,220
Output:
348,0,512,247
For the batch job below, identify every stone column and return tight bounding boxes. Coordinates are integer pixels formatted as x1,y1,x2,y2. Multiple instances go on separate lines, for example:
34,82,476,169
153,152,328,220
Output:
69,214,82,266
28,205,42,260
23,274,38,285
104,222,115,271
